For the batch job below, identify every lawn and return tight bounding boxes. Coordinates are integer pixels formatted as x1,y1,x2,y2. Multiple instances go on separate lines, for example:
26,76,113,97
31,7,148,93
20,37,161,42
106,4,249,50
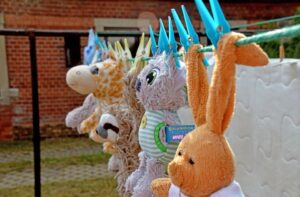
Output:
0,177,118,197
0,137,100,154
0,137,118,197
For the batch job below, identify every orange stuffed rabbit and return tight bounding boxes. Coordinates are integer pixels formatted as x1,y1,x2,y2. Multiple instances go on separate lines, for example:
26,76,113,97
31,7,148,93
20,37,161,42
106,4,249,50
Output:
151,32,269,197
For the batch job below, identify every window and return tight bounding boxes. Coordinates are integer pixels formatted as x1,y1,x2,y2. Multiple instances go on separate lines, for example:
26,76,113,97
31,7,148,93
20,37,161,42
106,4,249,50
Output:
94,18,150,57
64,35,81,68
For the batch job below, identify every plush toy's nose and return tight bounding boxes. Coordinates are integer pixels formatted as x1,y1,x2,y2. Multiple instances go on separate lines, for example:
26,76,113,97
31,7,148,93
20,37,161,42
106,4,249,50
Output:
168,160,183,186
136,79,141,92
96,125,108,139
168,160,179,176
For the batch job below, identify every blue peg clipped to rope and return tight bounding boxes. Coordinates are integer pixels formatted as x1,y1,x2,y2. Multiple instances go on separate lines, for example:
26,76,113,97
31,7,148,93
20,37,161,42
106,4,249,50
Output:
195,0,230,47
171,6,209,67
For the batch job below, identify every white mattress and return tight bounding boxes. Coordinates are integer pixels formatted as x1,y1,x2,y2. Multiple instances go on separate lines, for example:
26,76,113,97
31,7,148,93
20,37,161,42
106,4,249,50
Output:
178,56,300,197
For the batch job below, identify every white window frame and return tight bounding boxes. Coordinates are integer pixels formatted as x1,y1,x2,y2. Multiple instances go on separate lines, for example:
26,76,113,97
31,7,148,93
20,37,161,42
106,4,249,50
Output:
94,18,151,46
0,13,18,105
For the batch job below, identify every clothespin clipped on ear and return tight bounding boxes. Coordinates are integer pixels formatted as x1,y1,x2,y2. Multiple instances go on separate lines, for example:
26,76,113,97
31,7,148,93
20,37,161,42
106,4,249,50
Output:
149,25,157,55
158,19,170,54
279,39,285,62
171,5,209,67
94,33,103,50
195,0,230,47
94,33,105,63
108,41,118,60
123,39,133,60
132,33,151,70
115,41,124,60
84,28,97,65
102,39,108,51
168,16,181,68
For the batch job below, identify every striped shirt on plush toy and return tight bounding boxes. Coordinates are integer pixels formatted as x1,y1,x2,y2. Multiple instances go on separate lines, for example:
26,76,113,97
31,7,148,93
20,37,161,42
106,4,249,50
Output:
139,110,180,164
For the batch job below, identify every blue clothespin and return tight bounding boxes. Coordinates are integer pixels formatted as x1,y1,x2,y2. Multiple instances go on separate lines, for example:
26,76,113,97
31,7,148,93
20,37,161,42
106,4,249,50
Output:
149,25,157,55
168,16,181,68
94,33,104,62
95,33,103,50
83,29,97,65
171,9,190,51
195,0,230,47
102,39,108,51
158,19,170,53
182,5,199,44
172,6,209,67
168,16,177,53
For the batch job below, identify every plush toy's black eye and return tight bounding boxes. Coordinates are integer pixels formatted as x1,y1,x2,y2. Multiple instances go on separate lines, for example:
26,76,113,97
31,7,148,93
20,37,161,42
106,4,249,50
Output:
90,66,99,75
189,158,194,165
178,151,182,156
146,68,159,85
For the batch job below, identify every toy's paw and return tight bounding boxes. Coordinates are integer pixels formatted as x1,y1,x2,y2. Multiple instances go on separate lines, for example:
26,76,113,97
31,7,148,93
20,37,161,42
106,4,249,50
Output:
79,113,98,133
151,178,171,197
107,155,120,171
80,120,94,133
125,152,147,193
103,142,116,154
125,169,144,193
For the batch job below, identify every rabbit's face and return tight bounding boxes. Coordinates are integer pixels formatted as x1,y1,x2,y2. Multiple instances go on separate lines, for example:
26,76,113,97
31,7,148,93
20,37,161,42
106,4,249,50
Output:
168,125,235,196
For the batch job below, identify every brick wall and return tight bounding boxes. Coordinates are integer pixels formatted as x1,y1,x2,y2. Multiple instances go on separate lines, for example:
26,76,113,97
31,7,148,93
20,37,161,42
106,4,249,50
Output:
0,0,299,140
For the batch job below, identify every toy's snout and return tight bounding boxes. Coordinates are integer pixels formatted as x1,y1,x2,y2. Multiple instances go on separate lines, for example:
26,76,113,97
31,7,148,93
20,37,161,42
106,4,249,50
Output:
136,78,142,92
66,65,97,95
168,158,184,187
96,114,119,142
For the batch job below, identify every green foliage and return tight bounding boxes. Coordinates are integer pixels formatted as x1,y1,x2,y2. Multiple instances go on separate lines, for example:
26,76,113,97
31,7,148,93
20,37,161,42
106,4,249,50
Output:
259,7,300,58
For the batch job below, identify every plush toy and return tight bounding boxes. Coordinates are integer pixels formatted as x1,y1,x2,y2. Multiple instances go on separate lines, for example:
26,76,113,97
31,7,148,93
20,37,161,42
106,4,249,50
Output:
95,34,151,196
151,1,269,196
125,18,187,197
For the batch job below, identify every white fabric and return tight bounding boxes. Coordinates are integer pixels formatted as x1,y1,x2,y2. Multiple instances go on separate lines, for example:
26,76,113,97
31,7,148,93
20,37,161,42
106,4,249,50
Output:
211,181,244,197
177,57,300,197
168,181,244,197
168,183,187,197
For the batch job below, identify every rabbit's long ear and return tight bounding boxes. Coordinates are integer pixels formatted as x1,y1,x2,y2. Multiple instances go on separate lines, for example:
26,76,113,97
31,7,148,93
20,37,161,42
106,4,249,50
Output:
186,45,209,127
207,32,268,135
206,33,239,135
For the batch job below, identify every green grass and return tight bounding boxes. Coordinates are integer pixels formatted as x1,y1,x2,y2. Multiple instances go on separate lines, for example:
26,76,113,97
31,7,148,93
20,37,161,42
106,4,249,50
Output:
0,137,110,174
0,137,99,154
0,177,118,197
0,137,115,196
0,152,111,174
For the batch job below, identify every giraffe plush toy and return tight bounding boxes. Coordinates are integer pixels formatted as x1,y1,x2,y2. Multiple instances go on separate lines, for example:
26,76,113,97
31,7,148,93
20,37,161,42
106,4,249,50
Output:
151,1,269,196
66,38,132,154
125,18,187,197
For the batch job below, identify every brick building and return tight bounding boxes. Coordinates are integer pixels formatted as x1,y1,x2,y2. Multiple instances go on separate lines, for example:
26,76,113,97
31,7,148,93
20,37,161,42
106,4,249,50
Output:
0,0,299,140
